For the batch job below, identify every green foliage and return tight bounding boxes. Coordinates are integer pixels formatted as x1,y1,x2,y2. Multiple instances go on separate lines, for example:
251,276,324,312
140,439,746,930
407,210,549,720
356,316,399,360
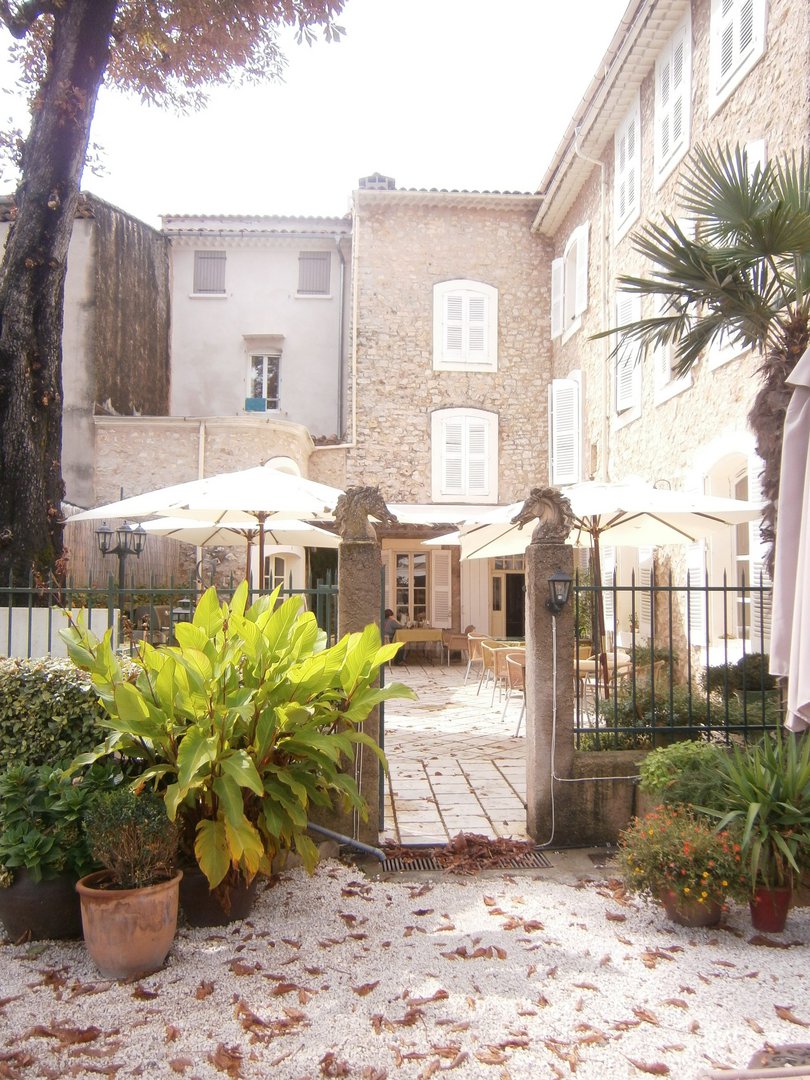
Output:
62,582,415,892
705,732,810,890
618,805,747,906
702,654,776,695
0,657,107,770
638,740,728,811
0,762,119,883
84,789,178,890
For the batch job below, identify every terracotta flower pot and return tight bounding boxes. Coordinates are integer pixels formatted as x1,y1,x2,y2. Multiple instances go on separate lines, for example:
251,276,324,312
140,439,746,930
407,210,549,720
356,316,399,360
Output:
749,885,792,933
179,866,259,927
0,869,82,941
76,870,182,979
659,889,723,928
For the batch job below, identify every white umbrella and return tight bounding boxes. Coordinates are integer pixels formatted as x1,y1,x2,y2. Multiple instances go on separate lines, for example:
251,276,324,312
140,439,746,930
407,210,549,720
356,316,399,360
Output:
431,480,762,694
72,465,344,589
135,517,340,550
770,347,810,732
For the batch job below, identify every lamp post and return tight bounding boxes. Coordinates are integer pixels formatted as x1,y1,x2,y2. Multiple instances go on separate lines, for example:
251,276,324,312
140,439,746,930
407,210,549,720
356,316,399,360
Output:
95,521,147,643
546,570,573,615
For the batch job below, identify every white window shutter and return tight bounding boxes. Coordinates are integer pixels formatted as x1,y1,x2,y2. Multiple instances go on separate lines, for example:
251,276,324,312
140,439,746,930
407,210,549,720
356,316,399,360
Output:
686,543,707,644
442,419,464,494
431,550,452,629
750,559,772,651
638,547,654,638
656,19,690,178
615,293,641,411
653,295,674,389
551,258,564,338
465,418,489,495
549,377,581,485
467,293,487,358
444,294,464,359
600,545,617,631
745,138,767,174
573,225,589,316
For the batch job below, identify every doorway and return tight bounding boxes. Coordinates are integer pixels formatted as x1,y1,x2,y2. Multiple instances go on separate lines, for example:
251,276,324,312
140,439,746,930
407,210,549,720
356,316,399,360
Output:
489,557,525,639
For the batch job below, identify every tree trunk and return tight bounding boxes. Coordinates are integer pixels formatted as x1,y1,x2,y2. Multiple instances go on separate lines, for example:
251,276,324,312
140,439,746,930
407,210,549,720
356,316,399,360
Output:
0,0,117,583
749,314,810,577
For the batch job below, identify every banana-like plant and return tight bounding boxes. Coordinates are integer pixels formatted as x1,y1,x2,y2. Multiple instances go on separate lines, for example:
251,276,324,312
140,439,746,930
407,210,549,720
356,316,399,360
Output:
61,582,414,896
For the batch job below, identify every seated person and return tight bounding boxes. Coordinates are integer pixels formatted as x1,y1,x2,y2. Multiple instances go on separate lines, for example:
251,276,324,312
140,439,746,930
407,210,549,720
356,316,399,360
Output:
383,608,403,643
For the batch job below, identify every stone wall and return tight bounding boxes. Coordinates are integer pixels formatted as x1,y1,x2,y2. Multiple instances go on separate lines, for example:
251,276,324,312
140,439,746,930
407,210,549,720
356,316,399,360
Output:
346,193,552,503
547,0,810,489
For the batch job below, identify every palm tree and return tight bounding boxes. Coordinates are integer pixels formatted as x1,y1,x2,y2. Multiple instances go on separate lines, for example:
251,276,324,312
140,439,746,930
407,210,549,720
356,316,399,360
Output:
607,144,810,573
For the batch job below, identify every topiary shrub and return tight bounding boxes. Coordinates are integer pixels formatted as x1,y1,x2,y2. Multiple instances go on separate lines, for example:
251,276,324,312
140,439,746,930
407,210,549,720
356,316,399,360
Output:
0,658,107,770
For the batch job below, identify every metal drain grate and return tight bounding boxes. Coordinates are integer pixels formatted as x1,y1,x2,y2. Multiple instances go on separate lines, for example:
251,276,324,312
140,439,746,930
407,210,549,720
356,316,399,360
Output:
381,850,552,873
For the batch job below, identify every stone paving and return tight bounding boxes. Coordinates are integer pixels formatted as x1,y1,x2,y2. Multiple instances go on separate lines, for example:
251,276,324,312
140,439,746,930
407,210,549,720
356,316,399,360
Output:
380,658,529,845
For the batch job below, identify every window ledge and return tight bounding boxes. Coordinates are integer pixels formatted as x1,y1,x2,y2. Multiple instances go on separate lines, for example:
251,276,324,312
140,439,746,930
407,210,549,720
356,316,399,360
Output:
561,316,582,346
654,143,688,192
613,405,641,431
189,293,228,299
614,207,640,246
433,359,498,373
654,374,692,405
295,293,333,300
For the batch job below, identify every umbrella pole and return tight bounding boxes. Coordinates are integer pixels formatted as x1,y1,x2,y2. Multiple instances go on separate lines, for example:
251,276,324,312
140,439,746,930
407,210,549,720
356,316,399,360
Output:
591,529,611,698
245,537,254,589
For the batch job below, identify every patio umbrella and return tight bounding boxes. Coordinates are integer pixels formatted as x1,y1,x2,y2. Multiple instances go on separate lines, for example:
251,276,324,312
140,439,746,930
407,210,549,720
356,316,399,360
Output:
71,465,344,589
769,346,810,732
431,480,762,693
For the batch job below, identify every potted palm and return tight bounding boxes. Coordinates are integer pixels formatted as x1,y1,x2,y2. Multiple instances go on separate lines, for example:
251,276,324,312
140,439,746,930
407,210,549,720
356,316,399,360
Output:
62,582,413,924
76,788,181,979
705,732,810,932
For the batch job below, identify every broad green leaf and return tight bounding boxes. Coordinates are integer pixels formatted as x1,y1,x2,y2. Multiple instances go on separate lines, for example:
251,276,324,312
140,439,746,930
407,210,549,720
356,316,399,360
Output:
213,774,246,830
195,819,230,888
264,764,308,805
220,750,263,795
230,580,248,618
224,816,264,873
176,727,216,791
193,586,225,636
174,622,210,652
292,831,320,874
112,682,162,739
164,782,184,821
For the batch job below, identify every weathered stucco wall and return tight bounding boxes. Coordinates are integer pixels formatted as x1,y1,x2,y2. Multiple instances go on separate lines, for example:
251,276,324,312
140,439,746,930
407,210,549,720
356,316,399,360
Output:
347,193,552,503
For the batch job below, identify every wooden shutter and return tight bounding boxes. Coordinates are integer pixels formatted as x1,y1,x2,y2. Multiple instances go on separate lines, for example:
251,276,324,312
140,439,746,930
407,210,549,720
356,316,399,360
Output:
714,0,761,92
686,543,707,645
638,547,654,638
467,293,487,359
194,250,226,293
750,558,772,651
298,251,331,294
443,293,464,359
615,104,639,230
465,417,488,495
573,225,589,316
656,19,690,175
550,258,564,338
600,545,617,635
442,418,464,494
431,550,452,629
615,293,641,411
549,377,580,484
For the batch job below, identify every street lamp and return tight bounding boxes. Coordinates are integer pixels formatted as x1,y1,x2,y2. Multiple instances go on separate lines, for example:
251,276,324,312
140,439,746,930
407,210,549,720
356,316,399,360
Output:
95,521,147,642
546,570,573,615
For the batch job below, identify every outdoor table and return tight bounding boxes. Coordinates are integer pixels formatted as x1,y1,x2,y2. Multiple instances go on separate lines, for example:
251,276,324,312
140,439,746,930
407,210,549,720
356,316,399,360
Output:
393,628,443,663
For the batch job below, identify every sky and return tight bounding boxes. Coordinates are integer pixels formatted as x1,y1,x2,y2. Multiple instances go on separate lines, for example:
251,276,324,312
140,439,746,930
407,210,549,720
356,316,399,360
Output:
0,0,629,228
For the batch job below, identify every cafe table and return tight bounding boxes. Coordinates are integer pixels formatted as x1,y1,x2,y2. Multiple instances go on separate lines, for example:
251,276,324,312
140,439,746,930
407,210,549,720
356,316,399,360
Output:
393,627,444,663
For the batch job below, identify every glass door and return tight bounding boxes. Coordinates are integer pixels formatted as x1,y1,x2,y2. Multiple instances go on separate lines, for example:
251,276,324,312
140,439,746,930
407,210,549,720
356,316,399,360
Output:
394,552,428,625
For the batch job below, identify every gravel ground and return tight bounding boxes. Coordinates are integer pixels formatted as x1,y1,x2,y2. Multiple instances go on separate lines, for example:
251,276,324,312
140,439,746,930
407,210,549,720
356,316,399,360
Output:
1,859,809,1080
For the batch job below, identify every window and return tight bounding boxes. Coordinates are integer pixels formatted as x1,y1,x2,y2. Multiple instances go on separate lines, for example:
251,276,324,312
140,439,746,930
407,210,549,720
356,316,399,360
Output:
550,224,588,339
193,250,226,294
246,353,280,412
264,555,287,591
655,15,691,186
653,295,692,402
614,293,642,417
394,552,428,625
297,251,331,295
614,97,641,240
431,408,498,502
548,373,581,484
432,280,498,370
709,0,767,114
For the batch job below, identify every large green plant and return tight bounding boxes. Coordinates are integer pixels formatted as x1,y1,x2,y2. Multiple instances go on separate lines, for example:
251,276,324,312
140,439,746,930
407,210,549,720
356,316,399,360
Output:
639,739,728,811
61,583,414,895
706,733,810,890
0,657,107,770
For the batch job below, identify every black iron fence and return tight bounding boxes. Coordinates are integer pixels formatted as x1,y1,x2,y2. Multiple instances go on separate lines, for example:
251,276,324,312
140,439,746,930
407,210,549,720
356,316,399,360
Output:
573,570,780,749
0,570,339,659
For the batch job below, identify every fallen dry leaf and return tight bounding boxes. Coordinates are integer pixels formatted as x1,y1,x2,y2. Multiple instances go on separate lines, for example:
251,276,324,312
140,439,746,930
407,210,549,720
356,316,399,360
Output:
633,1007,660,1026
195,981,214,1000
744,1017,765,1034
627,1060,670,1075
131,985,159,1000
168,1060,193,1074
353,981,380,997
774,1005,810,1027
320,1051,351,1077
474,1047,507,1065
208,1043,243,1078
27,1024,102,1045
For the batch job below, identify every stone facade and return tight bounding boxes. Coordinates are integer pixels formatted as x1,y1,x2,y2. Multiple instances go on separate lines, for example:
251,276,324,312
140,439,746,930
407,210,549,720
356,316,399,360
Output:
346,191,550,504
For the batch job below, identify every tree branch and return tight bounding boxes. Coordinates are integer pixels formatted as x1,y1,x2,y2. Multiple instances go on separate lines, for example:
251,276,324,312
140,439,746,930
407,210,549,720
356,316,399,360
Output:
0,0,56,38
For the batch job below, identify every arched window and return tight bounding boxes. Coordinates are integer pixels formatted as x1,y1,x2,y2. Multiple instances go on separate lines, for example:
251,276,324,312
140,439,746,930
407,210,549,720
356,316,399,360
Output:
431,408,498,503
432,280,498,371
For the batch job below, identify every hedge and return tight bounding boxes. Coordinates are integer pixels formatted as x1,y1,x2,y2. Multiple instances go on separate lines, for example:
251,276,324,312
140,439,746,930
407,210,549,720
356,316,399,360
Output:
0,657,107,770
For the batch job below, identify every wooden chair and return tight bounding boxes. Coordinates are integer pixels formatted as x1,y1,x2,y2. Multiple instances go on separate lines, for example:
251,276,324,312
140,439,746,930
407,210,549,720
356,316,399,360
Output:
477,640,503,698
492,647,525,708
502,653,526,736
441,624,476,666
465,633,488,685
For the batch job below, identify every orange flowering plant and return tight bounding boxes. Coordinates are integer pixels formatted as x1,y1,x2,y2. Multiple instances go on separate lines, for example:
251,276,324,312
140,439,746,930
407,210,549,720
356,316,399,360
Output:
618,806,747,907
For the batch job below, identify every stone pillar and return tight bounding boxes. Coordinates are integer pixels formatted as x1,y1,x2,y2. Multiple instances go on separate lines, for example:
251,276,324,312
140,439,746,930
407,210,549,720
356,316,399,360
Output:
513,489,577,843
330,486,398,845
